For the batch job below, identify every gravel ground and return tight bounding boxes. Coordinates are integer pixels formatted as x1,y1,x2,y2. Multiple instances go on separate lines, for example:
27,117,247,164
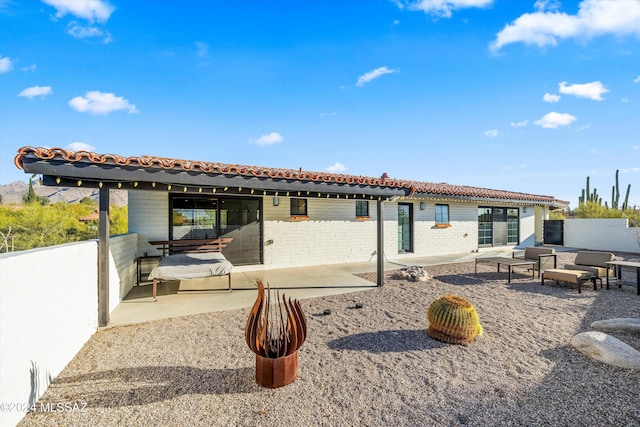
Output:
19,251,640,427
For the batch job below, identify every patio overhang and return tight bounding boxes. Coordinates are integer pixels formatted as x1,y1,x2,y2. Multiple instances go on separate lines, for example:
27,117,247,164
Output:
16,147,570,208
18,151,406,200
14,146,570,326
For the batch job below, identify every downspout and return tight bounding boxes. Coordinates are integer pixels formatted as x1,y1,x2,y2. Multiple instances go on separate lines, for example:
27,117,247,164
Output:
377,198,384,287
98,187,110,327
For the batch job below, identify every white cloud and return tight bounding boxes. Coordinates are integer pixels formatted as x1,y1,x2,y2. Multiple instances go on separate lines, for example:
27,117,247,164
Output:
22,64,37,72
67,23,111,42
559,81,608,101
534,111,576,128
66,142,96,152
356,66,398,87
69,91,138,115
574,122,592,132
196,42,209,58
491,0,640,51
395,0,493,19
510,120,528,127
543,93,560,103
42,0,114,23
534,0,561,12
634,76,640,83
327,162,347,173
320,112,336,117
484,129,499,138
0,55,13,74
249,132,283,146
18,85,53,99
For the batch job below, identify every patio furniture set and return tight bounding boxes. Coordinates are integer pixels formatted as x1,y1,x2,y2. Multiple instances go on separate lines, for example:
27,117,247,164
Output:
476,247,640,295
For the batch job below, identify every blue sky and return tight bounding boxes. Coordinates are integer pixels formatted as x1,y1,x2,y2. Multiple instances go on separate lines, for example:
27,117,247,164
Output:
1,0,639,207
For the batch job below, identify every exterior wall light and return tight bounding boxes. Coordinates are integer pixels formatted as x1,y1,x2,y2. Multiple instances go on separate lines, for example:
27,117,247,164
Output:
273,196,280,206
420,202,426,210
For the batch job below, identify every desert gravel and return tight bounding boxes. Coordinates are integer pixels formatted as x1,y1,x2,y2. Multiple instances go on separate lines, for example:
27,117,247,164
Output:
19,251,640,426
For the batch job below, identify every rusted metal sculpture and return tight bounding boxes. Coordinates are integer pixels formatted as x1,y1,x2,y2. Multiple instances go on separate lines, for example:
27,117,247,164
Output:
245,279,307,388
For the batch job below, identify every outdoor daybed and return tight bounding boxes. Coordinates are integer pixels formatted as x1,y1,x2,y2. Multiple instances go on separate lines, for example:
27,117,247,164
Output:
148,252,233,301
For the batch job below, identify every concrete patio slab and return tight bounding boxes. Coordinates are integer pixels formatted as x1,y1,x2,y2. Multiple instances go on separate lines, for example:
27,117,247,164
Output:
107,247,526,327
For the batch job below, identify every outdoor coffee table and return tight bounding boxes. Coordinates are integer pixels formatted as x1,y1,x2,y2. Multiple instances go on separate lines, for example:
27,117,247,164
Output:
606,260,640,295
474,256,536,283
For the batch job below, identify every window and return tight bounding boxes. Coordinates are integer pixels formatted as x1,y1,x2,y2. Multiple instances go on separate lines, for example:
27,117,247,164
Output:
171,197,218,240
290,198,307,216
356,200,369,217
435,204,449,224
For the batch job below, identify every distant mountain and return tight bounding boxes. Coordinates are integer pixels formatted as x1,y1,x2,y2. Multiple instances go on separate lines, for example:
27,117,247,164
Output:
0,180,128,206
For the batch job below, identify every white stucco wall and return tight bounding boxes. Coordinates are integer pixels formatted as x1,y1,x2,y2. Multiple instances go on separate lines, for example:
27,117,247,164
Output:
0,242,98,427
564,218,640,253
519,206,537,248
0,235,139,427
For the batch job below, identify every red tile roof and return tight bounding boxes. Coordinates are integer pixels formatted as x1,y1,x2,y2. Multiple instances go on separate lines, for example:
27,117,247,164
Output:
15,146,569,205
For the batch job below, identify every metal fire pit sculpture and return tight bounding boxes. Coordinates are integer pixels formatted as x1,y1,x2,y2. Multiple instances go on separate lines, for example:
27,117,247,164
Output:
245,279,307,388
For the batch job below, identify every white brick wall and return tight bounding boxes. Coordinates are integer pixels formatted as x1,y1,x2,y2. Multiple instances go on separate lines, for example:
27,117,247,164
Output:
410,202,478,256
263,197,378,267
109,233,138,305
128,190,168,257
127,191,545,267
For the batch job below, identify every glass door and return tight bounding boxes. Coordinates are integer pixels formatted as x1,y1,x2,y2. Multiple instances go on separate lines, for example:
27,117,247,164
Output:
170,196,262,265
398,203,413,253
219,198,262,265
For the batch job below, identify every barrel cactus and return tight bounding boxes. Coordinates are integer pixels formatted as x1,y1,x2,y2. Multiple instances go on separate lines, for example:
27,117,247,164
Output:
427,294,483,345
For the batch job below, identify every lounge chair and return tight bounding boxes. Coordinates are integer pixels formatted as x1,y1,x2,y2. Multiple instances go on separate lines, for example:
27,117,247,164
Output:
563,250,615,286
512,247,557,277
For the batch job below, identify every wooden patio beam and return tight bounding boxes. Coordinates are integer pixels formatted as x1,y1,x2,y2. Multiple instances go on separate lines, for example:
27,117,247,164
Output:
98,187,109,327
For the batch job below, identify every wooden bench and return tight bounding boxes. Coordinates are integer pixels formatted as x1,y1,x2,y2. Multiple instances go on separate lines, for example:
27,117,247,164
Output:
541,269,597,293
149,238,233,257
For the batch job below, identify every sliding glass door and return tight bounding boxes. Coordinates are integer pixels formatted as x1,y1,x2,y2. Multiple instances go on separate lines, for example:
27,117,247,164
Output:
170,196,262,265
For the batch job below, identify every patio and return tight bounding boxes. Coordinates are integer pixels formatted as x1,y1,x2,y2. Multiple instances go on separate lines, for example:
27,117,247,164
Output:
108,250,495,327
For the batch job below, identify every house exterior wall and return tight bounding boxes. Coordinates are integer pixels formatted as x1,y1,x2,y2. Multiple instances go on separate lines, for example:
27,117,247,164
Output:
263,197,378,267
128,191,542,268
520,206,536,247
128,190,168,257
109,233,138,306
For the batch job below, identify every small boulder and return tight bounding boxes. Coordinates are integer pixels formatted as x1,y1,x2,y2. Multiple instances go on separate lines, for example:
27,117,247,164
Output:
591,318,640,334
571,331,640,370
398,266,431,282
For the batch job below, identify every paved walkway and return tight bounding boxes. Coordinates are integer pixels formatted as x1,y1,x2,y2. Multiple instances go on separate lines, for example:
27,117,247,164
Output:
107,248,523,327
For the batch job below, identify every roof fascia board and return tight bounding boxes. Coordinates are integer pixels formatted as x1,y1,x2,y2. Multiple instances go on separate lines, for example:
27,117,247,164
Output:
27,159,405,198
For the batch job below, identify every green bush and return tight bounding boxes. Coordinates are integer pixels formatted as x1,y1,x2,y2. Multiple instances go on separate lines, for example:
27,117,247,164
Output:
0,202,128,251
